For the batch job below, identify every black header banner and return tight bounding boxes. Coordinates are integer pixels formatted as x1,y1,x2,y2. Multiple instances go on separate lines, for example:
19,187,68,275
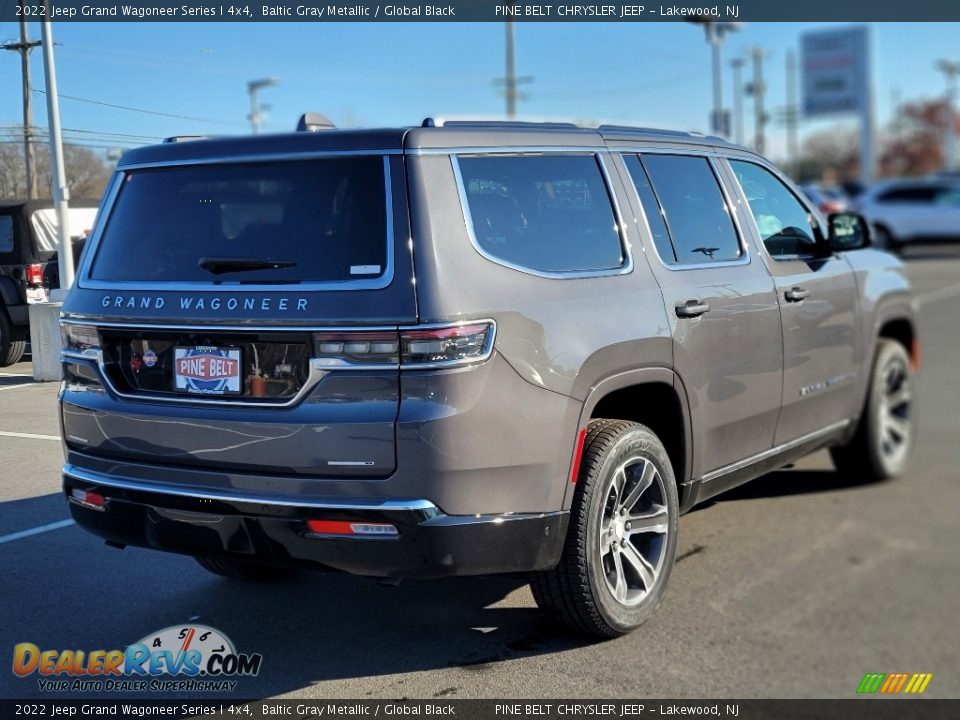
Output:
2,0,960,22
2,700,958,720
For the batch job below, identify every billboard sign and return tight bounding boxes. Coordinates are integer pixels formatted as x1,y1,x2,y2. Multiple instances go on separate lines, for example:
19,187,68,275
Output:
801,26,870,117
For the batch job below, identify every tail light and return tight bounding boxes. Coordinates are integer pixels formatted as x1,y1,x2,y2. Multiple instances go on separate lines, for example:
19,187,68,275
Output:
61,323,101,353
26,264,44,286
312,321,494,369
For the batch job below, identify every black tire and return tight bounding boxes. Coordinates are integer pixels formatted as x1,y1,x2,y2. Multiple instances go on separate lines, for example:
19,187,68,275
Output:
831,339,915,482
195,555,296,582
0,312,27,367
530,419,679,638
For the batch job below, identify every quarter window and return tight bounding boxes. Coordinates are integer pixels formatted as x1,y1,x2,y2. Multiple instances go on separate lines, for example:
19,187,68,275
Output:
630,154,742,264
457,155,625,274
729,160,821,258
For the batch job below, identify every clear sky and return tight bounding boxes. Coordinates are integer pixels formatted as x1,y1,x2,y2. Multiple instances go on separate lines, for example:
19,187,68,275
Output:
0,21,957,163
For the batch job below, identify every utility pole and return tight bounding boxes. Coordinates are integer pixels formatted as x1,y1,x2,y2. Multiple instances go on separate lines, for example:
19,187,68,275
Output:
1,2,42,198
748,47,767,154
247,77,279,134
936,60,960,171
730,57,745,145
495,11,532,119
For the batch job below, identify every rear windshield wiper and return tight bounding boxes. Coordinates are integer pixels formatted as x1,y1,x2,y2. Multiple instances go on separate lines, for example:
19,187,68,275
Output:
198,257,297,275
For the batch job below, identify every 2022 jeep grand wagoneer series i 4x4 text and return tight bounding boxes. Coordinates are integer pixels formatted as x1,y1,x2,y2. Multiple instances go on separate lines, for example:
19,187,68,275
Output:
59,119,917,637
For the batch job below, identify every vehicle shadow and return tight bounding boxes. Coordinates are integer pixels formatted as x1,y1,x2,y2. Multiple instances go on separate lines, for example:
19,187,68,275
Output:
1,493,592,700
710,466,877,504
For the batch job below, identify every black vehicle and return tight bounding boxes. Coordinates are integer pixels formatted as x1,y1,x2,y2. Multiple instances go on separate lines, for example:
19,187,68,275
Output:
0,200,99,365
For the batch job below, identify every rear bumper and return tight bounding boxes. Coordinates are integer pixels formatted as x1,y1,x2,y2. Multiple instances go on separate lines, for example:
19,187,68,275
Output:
63,464,568,578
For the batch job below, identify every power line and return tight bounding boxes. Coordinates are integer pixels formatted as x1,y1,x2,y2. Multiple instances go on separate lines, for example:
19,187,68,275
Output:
6,125,161,141
31,89,247,126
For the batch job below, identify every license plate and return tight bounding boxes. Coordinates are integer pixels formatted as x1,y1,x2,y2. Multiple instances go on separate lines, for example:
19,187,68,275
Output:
173,346,242,395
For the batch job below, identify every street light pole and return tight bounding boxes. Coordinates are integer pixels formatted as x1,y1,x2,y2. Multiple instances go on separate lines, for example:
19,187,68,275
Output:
731,57,745,145
40,4,73,295
247,77,279,134
686,19,742,137
936,60,960,172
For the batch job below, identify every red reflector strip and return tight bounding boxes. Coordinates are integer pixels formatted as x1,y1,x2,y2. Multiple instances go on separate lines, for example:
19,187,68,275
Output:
70,489,105,510
910,339,921,372
569,428,588,484
306,520,398,537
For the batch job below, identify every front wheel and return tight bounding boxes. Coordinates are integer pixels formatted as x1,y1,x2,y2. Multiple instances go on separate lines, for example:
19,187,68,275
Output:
531,420,679,638
831,339,915,482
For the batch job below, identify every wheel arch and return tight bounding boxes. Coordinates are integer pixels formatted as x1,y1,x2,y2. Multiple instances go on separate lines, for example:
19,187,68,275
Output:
565,368,695,513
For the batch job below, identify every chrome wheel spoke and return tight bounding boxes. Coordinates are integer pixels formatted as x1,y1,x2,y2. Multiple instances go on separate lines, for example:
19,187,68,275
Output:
886,414,910,441
627,505,669,535
621,542,656,590
887,384,912,410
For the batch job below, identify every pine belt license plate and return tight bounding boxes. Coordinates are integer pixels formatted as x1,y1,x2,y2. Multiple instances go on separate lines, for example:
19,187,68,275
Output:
173,346,242,395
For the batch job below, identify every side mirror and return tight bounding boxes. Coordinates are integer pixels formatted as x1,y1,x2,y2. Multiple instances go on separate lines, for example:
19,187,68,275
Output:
827,212,871,252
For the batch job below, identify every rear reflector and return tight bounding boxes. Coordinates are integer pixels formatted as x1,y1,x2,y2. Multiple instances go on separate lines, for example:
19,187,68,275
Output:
26,264,44,286
910,338,921,372
306,519,398,538
70,488,106,511
569,428,588,484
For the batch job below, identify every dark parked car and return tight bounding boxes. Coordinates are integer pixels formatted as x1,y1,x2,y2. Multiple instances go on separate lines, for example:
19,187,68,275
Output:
60,119,916,637
0,200,99,365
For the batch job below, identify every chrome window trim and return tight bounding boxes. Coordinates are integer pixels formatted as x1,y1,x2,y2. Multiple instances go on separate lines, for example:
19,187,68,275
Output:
450,151,633,280
62,463,438,511
620,152,752,272
78,155,396,293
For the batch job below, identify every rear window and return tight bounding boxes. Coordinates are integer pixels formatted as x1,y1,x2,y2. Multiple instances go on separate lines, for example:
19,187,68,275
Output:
0,216,12,254
89,157,388,284
457,154,624,274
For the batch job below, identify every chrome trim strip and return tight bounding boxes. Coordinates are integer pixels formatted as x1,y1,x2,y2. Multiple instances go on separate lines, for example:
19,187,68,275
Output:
77,156,395,293
450,152,634,280
62,464,438,511
618,151,752,272
700,419,851,484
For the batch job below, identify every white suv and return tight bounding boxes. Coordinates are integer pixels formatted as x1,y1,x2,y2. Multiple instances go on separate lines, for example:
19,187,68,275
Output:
855,178,960,252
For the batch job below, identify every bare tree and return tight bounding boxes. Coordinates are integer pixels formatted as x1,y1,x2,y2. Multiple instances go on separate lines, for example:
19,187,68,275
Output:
0,136,111,200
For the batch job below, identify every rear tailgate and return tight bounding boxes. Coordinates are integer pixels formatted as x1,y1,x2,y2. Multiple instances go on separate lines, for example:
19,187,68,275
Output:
61,150,415,480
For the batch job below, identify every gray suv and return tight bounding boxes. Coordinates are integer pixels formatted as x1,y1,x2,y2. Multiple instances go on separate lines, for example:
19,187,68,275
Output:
59,119,917,637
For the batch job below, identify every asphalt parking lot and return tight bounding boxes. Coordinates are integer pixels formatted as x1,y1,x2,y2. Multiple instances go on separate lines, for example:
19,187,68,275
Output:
2,248,960,701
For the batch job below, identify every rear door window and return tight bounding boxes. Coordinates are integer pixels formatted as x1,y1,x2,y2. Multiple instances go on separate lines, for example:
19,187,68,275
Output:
456,154,625,274
632,154,743,264
89,157,388,285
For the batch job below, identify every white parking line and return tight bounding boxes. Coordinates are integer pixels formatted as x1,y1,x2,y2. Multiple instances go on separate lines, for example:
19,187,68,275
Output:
0,519,75,545
916,281,960,307
0,430,60,441
0,372,32,377
0,383,35,392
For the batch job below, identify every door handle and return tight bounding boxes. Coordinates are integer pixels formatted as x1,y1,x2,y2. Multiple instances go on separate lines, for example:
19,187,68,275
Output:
675,299,711,318
784,287,810,302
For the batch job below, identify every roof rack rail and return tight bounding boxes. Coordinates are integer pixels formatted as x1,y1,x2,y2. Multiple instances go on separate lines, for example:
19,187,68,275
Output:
597,125,727,143
422,117,578,130
162,135,208,143
297,113,336,132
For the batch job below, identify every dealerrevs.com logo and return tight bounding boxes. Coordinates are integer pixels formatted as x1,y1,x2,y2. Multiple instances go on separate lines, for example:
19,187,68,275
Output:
12,625,262,693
